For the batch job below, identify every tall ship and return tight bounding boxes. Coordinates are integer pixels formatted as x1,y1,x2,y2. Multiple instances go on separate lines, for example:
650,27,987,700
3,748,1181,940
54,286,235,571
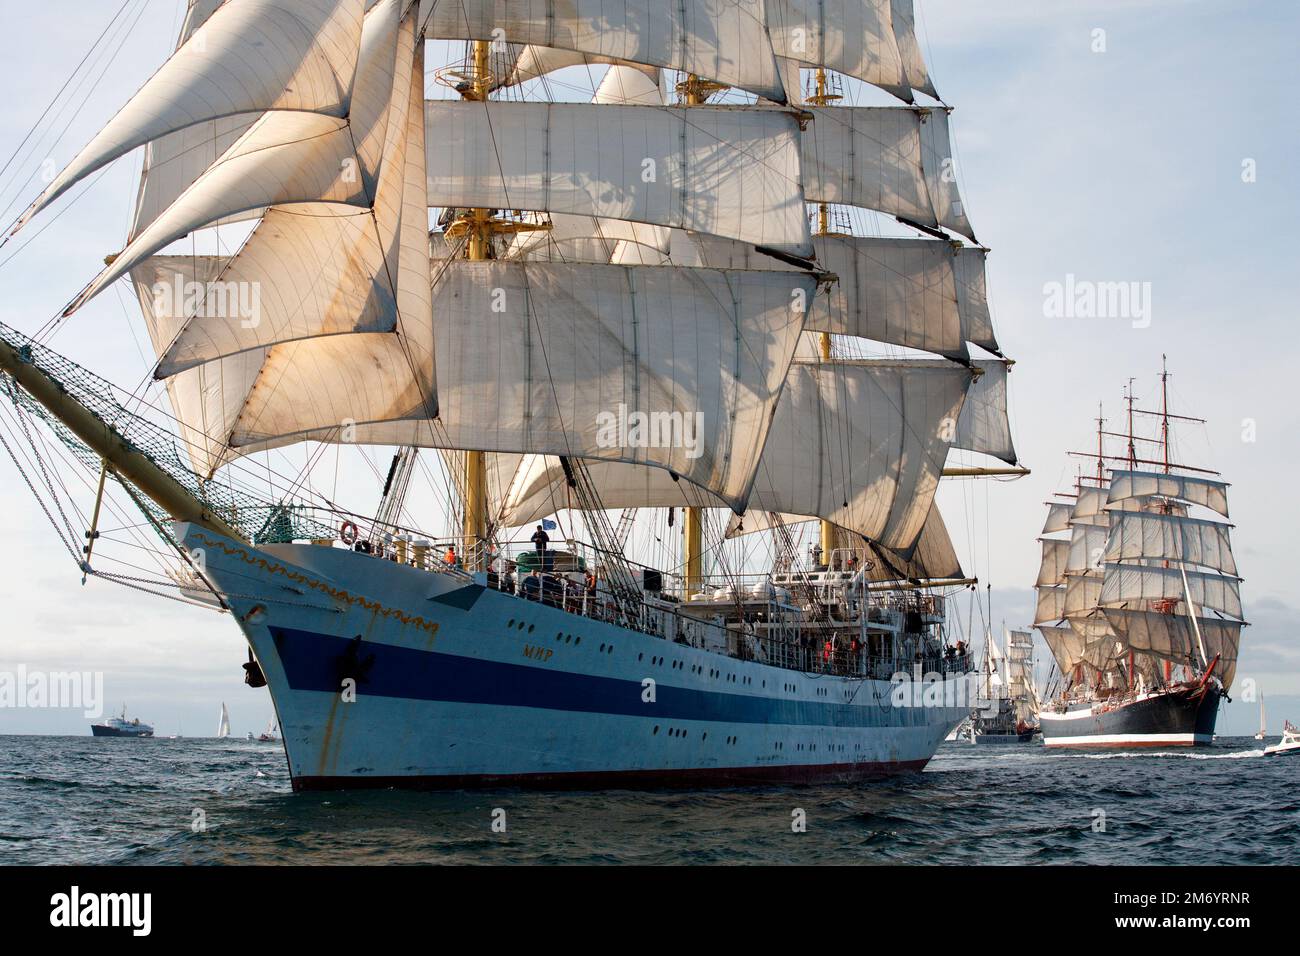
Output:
1033,362,1244,748
91,706,155,738
970,628,1039,743
0,0,1024,789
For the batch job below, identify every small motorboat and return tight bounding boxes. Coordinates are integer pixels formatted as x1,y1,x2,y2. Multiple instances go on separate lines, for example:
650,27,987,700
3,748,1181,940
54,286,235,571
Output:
1263,721,1300,757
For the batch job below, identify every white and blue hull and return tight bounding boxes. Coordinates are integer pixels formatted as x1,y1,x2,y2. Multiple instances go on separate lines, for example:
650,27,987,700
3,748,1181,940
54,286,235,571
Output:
184,525,969,791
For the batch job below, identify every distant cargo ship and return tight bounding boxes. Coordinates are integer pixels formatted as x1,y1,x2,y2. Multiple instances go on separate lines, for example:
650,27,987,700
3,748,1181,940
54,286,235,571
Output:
90,706,154,738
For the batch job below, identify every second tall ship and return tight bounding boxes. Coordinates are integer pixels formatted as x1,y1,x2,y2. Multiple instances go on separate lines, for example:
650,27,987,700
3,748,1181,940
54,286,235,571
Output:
1033,362,1245,748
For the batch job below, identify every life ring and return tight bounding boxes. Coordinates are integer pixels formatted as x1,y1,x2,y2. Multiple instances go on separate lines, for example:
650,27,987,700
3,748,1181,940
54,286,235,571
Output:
339,520,359,546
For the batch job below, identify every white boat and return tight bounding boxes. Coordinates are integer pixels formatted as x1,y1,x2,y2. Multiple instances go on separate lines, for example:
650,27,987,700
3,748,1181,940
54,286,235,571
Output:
1254,693,1266,741
217,702,231,739
1263,721,1300,757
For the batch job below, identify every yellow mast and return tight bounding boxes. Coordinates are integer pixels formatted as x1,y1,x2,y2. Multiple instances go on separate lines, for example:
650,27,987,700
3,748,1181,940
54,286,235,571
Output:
459,40,493,571
678,74,722,597
809,68,840,567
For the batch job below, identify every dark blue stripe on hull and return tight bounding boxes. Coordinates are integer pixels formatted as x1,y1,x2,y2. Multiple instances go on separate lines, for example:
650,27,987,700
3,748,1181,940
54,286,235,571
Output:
291,759,931,793
269,626,928,729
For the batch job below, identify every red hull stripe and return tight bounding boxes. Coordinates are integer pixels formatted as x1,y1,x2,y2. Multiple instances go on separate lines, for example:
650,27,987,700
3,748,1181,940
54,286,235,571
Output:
292,759,931,792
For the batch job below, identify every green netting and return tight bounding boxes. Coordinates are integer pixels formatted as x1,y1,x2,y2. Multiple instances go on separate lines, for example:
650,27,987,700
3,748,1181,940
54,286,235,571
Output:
0,322,337,545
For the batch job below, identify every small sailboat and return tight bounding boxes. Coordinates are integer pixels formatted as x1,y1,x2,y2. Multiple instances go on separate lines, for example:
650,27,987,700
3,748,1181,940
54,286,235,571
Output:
1264,721,1300,757
258,719,280,743
1254,694,1266,741
217,702,231,739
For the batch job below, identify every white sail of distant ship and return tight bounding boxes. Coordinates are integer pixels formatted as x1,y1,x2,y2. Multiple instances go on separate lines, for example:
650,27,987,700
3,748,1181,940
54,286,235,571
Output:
217,702,231,739
0,0,1029,789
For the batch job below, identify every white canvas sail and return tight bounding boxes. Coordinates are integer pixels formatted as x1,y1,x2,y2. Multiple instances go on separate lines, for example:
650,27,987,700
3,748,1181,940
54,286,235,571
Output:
1104,511,1237,576
1107,469,1230,519
766,0,910,100
420,0,788,103
12,0,366,234
801,106,974,240
1099,563,1243,620
423,101,813,257
952,360,1016,464
217,702,231,738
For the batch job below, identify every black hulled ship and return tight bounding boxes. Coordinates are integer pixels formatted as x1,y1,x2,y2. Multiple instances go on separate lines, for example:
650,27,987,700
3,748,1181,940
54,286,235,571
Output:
1034,360,1244,748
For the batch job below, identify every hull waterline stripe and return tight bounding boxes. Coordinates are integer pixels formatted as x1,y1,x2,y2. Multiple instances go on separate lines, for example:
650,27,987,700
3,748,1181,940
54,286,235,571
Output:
270,626,944,729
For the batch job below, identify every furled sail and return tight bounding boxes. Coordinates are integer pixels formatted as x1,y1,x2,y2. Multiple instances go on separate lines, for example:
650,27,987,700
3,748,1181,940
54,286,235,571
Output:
1104,511,1237,576
420,0,788,103
11,0,366,235
801,106,974,240
424,101,813,257
1107,469,1230,519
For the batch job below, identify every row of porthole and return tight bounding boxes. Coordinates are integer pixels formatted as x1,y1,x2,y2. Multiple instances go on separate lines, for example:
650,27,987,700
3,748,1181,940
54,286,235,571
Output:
506,619,535,634
651,726,737,747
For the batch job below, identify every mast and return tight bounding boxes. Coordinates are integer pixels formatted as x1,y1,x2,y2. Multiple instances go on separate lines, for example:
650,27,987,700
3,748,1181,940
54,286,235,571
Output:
678,71,719,596
809,67,840,567
1160,354,1171,473
460,39,493,572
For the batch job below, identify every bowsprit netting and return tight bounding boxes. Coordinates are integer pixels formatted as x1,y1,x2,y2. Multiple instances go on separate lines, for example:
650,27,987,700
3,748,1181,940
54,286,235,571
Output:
0,320,336,546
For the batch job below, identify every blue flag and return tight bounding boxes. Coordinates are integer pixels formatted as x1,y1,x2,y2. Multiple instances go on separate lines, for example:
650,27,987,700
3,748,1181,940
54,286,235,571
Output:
541,519,557,531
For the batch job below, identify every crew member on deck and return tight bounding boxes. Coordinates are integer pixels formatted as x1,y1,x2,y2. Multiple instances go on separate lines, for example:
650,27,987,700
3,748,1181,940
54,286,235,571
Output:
531,524,551,572
444,545,459,567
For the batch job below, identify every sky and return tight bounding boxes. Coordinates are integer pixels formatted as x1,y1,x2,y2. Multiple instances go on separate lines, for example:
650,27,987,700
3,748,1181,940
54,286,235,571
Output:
0,0,1296,737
